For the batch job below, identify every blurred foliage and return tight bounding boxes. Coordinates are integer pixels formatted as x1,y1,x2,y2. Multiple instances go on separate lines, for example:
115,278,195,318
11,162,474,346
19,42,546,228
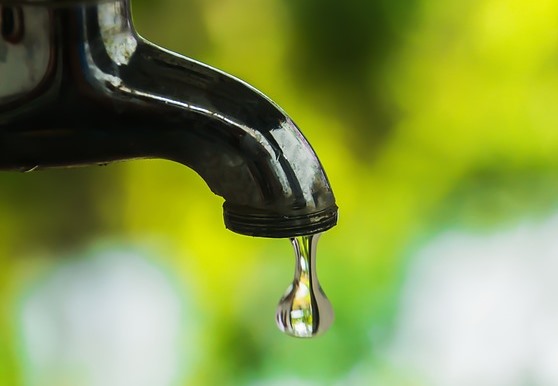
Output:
282,0,418,157
2,0,558,384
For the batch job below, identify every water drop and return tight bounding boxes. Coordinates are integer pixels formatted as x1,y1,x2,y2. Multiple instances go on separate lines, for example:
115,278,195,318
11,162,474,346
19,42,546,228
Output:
275,233,334,338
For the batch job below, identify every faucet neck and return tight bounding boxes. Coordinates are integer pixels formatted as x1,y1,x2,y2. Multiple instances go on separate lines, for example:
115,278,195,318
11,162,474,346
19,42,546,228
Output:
0,0,338,238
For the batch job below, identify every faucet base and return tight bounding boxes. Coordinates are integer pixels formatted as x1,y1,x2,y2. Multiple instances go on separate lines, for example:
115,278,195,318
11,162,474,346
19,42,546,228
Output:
223,203,338,238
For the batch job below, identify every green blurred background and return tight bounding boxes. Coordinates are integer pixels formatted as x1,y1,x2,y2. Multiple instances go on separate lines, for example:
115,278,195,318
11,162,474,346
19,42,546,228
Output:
2,0,558,384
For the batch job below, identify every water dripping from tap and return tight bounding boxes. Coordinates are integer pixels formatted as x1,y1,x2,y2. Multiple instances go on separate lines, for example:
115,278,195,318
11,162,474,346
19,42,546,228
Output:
276,233,334,338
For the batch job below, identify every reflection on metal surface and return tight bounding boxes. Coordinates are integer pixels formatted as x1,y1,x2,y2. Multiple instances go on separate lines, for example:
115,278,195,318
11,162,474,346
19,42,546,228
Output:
98,2,137,65
0,0,338,238
1,6,24,43
0,6,51,102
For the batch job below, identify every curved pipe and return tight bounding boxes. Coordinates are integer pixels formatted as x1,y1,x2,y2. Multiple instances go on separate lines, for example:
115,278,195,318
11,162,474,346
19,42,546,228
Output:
0,0,337,237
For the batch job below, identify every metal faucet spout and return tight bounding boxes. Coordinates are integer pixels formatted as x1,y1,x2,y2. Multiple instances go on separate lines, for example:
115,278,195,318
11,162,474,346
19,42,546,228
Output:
0,0,338,237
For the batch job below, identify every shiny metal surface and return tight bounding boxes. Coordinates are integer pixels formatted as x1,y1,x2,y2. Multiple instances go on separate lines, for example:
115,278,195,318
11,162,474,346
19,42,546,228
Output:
0,0,338,237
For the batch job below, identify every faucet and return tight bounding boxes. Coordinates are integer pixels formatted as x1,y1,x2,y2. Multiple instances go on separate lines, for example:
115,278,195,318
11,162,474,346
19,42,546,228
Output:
0,0,338,238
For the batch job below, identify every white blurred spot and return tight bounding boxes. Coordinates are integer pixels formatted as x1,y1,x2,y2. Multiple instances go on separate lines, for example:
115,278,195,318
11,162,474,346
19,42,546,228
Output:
20,248,191,386
388,214,558,386
250,379,321,386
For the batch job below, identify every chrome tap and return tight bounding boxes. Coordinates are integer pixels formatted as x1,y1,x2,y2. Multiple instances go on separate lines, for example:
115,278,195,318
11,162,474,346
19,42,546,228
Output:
0,0,338,238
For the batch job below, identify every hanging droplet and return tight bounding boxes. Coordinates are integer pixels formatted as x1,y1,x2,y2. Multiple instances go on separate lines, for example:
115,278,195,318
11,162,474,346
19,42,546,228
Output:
275,233,334,338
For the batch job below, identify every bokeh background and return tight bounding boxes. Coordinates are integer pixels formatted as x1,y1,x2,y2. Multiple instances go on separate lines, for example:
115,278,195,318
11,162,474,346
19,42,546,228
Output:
2,0,558,384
